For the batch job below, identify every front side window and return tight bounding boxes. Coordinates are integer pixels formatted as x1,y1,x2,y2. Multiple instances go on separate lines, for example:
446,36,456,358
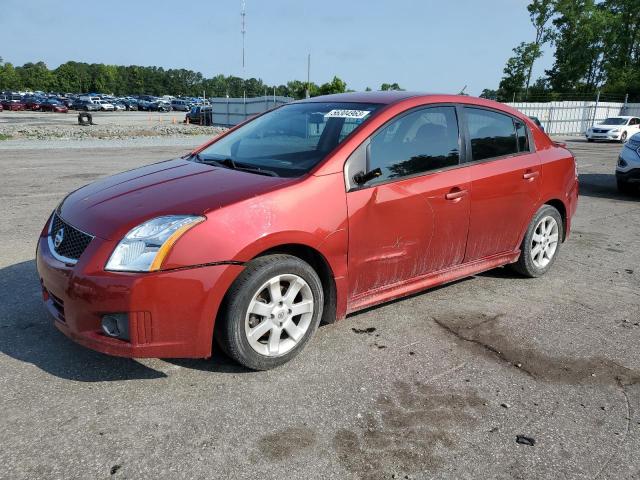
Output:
368,106,460,183
465,107,519,161
196,102,381,177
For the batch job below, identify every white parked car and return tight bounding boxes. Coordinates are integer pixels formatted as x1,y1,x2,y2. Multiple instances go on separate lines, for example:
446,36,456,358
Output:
95,100,115,111
586,116,640,143
616,132,640,194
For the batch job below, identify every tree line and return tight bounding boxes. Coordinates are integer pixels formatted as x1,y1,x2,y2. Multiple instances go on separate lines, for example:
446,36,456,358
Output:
486,0,640,102
0,57,403,99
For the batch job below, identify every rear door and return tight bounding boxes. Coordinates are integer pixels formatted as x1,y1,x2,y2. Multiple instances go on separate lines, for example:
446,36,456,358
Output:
346,105,471,300
461,107,541,262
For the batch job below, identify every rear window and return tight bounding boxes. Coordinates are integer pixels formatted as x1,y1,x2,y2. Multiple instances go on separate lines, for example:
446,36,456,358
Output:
465,108,519,161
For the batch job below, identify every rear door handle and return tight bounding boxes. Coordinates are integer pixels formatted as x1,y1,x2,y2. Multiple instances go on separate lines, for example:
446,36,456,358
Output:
523,171,540,180
445,189,468,200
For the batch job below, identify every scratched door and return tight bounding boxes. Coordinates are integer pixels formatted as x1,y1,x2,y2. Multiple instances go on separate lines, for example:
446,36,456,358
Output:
346,167,471,300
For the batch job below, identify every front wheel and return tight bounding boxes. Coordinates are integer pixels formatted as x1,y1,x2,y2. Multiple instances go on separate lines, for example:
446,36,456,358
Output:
215,254,324,370
620,131,628,143
510,205,563,278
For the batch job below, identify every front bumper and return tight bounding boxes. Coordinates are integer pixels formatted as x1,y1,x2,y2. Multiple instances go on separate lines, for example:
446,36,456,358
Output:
616,168,640,184
586,132,621,141
36,234,243,358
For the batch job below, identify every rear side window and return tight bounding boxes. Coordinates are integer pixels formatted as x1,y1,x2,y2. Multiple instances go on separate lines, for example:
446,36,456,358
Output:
465,107,520,161
369,106,460,182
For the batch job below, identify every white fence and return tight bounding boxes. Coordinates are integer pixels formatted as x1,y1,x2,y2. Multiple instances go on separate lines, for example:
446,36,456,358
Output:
207,95,293,126
507,101,640,136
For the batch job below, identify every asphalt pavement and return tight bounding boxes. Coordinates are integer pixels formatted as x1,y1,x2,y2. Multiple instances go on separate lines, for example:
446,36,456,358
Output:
0,138,639,479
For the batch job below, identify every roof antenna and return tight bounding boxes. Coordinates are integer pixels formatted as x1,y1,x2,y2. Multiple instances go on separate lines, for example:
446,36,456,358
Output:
458,85,468,95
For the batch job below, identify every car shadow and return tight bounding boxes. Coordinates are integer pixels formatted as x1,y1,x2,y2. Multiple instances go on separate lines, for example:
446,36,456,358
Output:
0,260,247,381
578,173,639,201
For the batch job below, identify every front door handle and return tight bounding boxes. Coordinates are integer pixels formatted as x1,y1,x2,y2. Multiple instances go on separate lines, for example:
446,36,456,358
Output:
523,171,540,180
445,189,468,201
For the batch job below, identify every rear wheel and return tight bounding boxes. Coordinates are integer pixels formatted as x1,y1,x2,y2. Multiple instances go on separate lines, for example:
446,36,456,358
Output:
510,205,563,278
215,254,323,370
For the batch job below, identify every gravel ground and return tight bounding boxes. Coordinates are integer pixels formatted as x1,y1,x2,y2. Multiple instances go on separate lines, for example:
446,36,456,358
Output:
0,138,639,480
0,110,226,141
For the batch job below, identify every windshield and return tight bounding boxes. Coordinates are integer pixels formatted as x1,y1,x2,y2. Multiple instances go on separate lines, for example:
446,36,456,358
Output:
602,117,627,125
195,102,381,177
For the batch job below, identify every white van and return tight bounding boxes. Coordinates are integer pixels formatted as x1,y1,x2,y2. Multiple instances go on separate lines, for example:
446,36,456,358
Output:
171,99,191,112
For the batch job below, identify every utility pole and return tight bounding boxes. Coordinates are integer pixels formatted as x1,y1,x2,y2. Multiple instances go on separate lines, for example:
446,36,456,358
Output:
592,90,600,126
241,0,246,100
307,54,311,98
241,0,246,71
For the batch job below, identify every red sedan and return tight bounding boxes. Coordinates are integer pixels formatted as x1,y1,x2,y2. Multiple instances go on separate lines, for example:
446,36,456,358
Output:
37,92,578,370
41,100,69,113
1,99,25,111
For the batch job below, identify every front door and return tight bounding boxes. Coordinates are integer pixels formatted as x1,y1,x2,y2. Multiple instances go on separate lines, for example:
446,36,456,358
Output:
346,105,471,302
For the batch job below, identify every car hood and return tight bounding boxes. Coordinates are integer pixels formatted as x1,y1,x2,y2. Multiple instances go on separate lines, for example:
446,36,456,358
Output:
593,125,620,130
58,158,294,240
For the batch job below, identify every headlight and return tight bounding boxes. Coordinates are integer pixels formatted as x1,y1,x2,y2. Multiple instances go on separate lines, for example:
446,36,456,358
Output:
611,129,620,133
105,215,204,272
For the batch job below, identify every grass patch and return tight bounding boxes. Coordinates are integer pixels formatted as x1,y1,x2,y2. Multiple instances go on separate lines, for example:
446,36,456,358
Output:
0,133,12,141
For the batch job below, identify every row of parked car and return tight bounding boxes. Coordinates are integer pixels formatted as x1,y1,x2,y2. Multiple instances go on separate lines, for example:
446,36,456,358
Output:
0,91,210,114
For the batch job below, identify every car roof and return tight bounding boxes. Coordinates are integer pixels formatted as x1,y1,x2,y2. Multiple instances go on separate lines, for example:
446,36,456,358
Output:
297,91,430,105
606,116,634,119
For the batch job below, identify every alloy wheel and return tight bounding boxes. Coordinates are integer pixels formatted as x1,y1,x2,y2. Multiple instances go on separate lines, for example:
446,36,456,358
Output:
244,274,314,357
530,215,559,268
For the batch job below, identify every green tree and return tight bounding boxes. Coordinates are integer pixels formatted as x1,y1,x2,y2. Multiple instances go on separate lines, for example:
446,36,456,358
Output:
380,82,403,91
15,61,54,91
479,88,498,100
0,59,19,90
498,42,541,101
319,76,347,95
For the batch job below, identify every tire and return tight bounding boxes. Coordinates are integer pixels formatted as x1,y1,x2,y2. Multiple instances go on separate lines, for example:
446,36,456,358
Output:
215,254,324,370
510,204,564,278
617,178,634,194
620,131,628,143
587,138,594,143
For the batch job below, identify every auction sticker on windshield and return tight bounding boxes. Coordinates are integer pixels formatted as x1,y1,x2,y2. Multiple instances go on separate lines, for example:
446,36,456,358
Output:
324,109,372,119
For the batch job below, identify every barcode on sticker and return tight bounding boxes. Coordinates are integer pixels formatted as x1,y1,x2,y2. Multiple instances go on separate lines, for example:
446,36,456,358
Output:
324,109,371,119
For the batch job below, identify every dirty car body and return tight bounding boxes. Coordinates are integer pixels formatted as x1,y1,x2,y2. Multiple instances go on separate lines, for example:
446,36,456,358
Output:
36,92,578,369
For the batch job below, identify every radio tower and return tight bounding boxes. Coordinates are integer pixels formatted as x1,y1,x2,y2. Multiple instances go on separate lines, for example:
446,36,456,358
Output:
241,0,246,71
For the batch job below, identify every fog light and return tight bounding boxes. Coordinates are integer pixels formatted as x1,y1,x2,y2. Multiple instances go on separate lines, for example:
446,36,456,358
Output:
101,314,130,341
618,157,627,167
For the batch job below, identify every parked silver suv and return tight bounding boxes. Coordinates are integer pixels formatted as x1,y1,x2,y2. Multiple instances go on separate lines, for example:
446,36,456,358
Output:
616,132,640,193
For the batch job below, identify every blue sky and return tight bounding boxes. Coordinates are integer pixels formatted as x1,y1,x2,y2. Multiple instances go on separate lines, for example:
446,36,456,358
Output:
0,0,553,95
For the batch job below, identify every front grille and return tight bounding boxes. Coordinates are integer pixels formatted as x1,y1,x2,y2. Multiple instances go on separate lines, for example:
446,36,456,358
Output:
49,213,93,262
593,129,608,134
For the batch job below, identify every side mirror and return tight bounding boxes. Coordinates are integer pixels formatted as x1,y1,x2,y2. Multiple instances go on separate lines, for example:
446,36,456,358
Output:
353,168,382,185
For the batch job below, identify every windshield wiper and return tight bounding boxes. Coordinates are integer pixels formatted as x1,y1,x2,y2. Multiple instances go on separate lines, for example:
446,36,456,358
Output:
190,153,279,177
